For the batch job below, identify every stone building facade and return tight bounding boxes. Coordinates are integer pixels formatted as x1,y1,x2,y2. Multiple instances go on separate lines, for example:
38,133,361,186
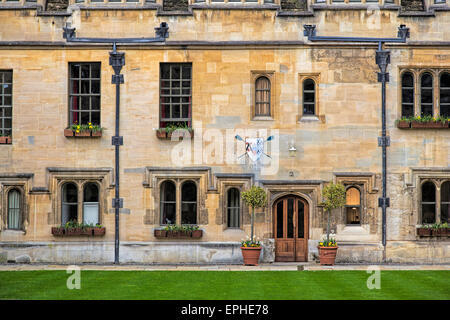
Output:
0,0,449,264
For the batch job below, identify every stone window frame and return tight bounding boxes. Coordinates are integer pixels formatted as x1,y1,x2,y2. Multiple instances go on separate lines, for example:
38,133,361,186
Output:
251,70,275,121
1,183,28,232
57,179,104,226
218,181,250,230
226,186,241,229
157,178,200,225
398,67,450,119
47,168,113,226
344,184,363,226
334,173,379,230
418,178,450,225
297,73,322,123
144,167,211,226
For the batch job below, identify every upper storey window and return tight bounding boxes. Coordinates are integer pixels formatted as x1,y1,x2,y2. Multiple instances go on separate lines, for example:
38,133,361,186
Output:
399,68,450,119
0,71,12,143
69,63,101,126
159,63,192,129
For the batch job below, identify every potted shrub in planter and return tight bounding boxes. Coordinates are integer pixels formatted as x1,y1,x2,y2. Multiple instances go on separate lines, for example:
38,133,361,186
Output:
240,186,267,266
318,182,346,266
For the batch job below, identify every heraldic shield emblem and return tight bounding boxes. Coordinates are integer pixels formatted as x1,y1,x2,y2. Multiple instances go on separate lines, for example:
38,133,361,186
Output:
245,138,264,162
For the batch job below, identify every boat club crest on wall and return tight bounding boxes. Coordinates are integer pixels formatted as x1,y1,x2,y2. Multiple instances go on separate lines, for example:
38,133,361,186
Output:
235,135,274,164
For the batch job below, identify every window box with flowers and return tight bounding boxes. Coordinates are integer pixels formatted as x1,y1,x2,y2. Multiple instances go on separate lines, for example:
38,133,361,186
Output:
0,134,11,144
51,221,106,236
64,123,104,138
417,223,449,237
154,224,202,239
156,123,194,140
396,115,450,129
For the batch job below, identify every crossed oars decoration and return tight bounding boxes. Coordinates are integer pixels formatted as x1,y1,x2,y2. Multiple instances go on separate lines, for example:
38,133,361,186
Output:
235,135,274,161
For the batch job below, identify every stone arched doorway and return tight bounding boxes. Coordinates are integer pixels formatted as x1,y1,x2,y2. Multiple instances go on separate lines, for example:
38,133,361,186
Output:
273,195,309,262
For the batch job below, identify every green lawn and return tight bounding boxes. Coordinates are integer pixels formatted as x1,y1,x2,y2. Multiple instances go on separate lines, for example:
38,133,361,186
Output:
0,270,448,300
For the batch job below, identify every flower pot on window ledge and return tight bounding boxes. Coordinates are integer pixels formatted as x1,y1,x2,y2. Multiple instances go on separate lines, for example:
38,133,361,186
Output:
156,129,167,139
51,227,65,236
411,121,449,129
191,230,202,238
66,227,82,236
154,229,168,238
0,136,11,144
81,227,95,236
396,120,411,129
93,227,106,236
417,227,432,237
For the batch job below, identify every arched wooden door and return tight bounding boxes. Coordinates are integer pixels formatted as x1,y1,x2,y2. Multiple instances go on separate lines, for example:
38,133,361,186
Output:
273,196,309,262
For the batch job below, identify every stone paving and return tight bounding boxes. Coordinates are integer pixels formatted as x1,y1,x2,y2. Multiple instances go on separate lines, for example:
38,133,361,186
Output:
0,262,449,271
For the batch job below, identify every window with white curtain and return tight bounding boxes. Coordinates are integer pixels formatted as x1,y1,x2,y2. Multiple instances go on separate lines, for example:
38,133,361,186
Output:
7,189,21,230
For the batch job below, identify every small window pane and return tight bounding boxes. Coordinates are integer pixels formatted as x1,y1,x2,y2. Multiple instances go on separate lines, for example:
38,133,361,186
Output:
84,183,99,202
181,181,197,224
62,183,78,225
255,76,271,117
441,181,450,202
63,183,78,203
303,79,316,115
276,201,283,238
8,190,21,230
227,188,240,228
297,200,304,238
422,182,435,203
287,198,294,238
160,181,176,224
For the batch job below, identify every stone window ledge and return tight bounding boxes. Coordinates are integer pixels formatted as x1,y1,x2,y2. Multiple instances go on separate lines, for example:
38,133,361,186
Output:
297,115,326,123
0,229,25,236
252,116,274,121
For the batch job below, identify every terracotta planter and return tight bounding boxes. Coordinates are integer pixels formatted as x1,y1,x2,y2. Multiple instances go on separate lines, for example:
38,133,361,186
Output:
318,246,338,266
154,229,167,238
240,247,262,266
64,129,75,137
75,131,91,137
0,136,11,144
396,121,411,129
66,227,82,236
191,230,202,238
51,227,65,236
411,121,448,129
417,228,432,237
156,130,167,139
93,227,106,236
81,227,94,236
91,131,102,137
